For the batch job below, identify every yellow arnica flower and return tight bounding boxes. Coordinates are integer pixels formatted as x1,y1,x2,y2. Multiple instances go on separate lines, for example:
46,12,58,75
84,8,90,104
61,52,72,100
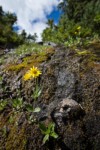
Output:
77,26,81,30
23,71,32,81
29,66,41,78
23,66,41,81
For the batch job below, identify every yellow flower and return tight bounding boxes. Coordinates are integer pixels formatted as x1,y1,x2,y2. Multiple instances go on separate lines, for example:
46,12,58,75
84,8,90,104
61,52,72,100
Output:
29,66,41,78
77,26,81,30
23,71,32,81
23,66,41,81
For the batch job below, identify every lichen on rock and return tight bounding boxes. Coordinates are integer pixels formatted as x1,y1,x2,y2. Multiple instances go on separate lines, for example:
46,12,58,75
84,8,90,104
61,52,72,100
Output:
0,43,100,150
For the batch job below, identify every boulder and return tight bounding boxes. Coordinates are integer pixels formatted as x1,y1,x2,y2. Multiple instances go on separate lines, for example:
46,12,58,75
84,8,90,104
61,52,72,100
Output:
51,98,85,126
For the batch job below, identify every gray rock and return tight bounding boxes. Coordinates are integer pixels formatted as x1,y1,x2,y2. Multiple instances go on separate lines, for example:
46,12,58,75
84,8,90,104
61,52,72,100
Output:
51,98,84,126
43,41,57,47
4,49,9,53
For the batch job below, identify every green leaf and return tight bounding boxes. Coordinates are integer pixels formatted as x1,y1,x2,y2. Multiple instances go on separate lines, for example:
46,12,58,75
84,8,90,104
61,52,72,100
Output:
37,89,42,96
43,134,49,144
39,123,47,134
48,123,55,133
12,98,23,109
51,132,58,139
26,104,34,112
33,85,42,99
39,122,59,144
33,107,41,113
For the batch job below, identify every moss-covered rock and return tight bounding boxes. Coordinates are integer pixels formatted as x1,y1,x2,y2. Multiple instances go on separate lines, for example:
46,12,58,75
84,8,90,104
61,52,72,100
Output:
0,42,100,149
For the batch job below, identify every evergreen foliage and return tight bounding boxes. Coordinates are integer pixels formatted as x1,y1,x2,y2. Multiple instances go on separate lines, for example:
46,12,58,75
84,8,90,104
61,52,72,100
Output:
0,6,38,48
42,0,100,44
0,6,20,48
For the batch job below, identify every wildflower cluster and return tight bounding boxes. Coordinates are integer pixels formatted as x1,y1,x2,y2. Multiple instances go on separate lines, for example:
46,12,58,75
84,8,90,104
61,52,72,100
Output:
74,26,81,35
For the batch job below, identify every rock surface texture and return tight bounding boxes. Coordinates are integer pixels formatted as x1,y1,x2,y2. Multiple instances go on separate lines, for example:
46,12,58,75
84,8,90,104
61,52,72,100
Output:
0,44,100,150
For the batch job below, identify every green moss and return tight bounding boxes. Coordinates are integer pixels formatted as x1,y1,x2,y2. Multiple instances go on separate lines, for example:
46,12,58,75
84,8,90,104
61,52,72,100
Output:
6,63,27,72
0,110,28,150
76,50,91,56
6,124,27,150
5,47,54,72
83,41,100,59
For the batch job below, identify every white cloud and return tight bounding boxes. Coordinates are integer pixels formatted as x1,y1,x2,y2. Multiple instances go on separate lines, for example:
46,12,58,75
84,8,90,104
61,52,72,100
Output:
0,0,61,41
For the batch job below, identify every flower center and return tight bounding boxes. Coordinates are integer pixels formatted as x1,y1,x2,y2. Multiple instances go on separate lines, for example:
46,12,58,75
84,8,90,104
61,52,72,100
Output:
33,70,37,74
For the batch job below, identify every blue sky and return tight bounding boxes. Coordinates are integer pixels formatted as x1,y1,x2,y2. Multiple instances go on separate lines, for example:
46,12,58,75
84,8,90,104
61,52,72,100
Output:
47,8,62,24
0,0,62,40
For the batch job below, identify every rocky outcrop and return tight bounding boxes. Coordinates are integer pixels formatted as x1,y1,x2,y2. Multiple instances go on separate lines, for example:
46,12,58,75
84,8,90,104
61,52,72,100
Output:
0,44,100,150
51,98,85,127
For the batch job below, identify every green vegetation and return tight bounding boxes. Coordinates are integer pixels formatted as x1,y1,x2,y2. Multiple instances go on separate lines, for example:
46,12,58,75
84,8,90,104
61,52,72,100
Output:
0,100,7,111
0,6,18,48
12,98,23,111
0,76,3,82
42,0,100,46
4,44,54,72
32,84,42,100
0,2,100,149
0,6,37,48
39,122,58,144
26,104,40,113
13,43,51,56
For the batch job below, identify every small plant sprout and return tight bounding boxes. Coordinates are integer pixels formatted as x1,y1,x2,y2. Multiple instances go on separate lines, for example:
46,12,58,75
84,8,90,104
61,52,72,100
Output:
12,98,23,110
26,103,40,124
0,100,7,111
27,115,36,124
8,115,14,124
39,122,58,144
